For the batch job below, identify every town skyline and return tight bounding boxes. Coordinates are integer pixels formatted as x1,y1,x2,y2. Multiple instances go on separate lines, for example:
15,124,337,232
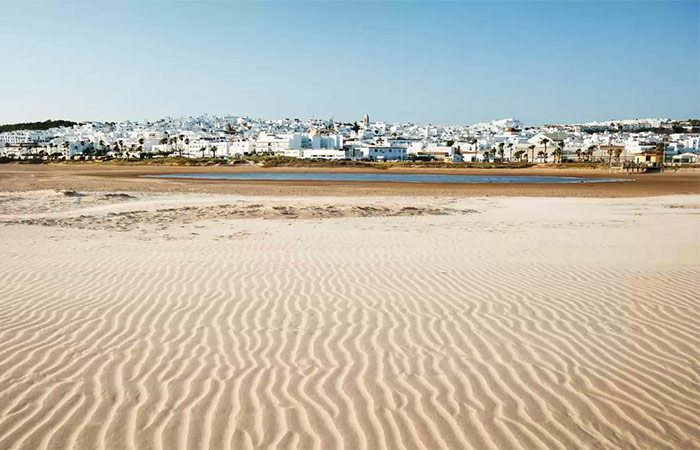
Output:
2,113,697,130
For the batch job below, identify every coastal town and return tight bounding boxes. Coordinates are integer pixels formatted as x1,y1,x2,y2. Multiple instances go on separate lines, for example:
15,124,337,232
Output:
1,115,699,167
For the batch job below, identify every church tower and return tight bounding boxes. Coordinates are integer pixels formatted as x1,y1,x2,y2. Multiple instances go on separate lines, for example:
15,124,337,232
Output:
363,114,370,127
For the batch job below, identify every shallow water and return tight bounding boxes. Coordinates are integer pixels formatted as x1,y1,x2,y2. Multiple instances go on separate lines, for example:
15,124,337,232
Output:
144,172,629,184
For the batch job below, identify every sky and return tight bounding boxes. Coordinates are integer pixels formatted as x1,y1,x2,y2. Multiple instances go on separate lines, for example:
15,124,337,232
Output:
0,1,698,126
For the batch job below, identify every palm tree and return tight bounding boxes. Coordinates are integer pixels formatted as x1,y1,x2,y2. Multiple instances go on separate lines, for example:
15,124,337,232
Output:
506,143,514,161
497,143,505,161
587,145,597,162
169,137,178,156
553,141,564,163
614,147,623,164
200,146,206,158
210,145,217,158
536,150,545,162
539,137,550,162
575,148,582,162
528,144,536,162
514,150,525,161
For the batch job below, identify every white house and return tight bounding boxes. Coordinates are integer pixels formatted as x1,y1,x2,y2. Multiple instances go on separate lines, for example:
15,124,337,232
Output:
254,132,308,154
671,153,699,164
357,145,407,161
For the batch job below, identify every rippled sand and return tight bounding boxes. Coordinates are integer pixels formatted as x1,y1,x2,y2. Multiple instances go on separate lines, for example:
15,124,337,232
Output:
0,191,698,450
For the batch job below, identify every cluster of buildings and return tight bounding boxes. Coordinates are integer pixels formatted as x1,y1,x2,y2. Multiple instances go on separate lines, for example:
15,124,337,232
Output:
1,115,699,165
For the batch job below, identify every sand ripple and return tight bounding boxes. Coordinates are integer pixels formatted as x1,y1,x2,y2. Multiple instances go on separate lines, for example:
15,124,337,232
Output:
0,193,698,449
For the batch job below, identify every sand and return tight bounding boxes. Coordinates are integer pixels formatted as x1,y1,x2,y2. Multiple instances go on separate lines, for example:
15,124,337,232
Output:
0,190,700,450
1,163,699,197
0,189,698,450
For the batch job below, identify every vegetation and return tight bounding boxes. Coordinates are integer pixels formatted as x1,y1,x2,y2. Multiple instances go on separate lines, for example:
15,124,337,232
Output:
0,155,535,169
99,157,227,166
0,119,77,133
257,158,534,169
543,162,609,169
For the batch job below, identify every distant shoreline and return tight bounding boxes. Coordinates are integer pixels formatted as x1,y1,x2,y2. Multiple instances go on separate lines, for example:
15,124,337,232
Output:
1,163,698,198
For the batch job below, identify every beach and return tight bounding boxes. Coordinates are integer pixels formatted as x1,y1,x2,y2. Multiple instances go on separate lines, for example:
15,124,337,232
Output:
1,163,699,197
0,168,699,449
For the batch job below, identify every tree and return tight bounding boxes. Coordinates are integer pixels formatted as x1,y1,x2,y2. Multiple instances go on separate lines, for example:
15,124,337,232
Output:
536,150,545,162
587,145,597,162
169,137,179,157
614,147,623,163
200,146,206,158
352,122,360,134
506,143,514,161
210,145,217,158
552,148,562,163
470,138,479,162
538,137,550,162
514,150,525,161
553,141,564,163
0,119,77,133
497,142,505,160
528,144,536,162
575,148,582,162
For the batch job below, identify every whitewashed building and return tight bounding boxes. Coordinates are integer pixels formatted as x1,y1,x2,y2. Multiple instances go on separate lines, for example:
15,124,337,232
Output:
357,145,407,161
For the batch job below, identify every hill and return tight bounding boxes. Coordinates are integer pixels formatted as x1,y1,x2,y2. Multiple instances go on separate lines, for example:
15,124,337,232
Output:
0,119,78,133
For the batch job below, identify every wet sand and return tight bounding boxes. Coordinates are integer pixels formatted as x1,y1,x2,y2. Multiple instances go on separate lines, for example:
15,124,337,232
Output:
1,163,698,197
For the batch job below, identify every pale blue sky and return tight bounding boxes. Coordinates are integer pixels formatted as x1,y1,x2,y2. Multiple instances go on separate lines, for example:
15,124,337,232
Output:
1,1,698,125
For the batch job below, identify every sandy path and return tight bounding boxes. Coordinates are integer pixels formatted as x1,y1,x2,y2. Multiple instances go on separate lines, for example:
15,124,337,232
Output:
0,193,698,450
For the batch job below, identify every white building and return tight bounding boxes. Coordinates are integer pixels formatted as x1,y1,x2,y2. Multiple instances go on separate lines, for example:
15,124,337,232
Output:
0,131,35,146
671,153,699,164
300,148,350,160
357,145,407,161
254,132,309,154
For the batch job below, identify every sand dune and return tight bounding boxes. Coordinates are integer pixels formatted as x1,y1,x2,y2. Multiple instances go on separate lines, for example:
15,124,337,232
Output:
0,192,698,450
